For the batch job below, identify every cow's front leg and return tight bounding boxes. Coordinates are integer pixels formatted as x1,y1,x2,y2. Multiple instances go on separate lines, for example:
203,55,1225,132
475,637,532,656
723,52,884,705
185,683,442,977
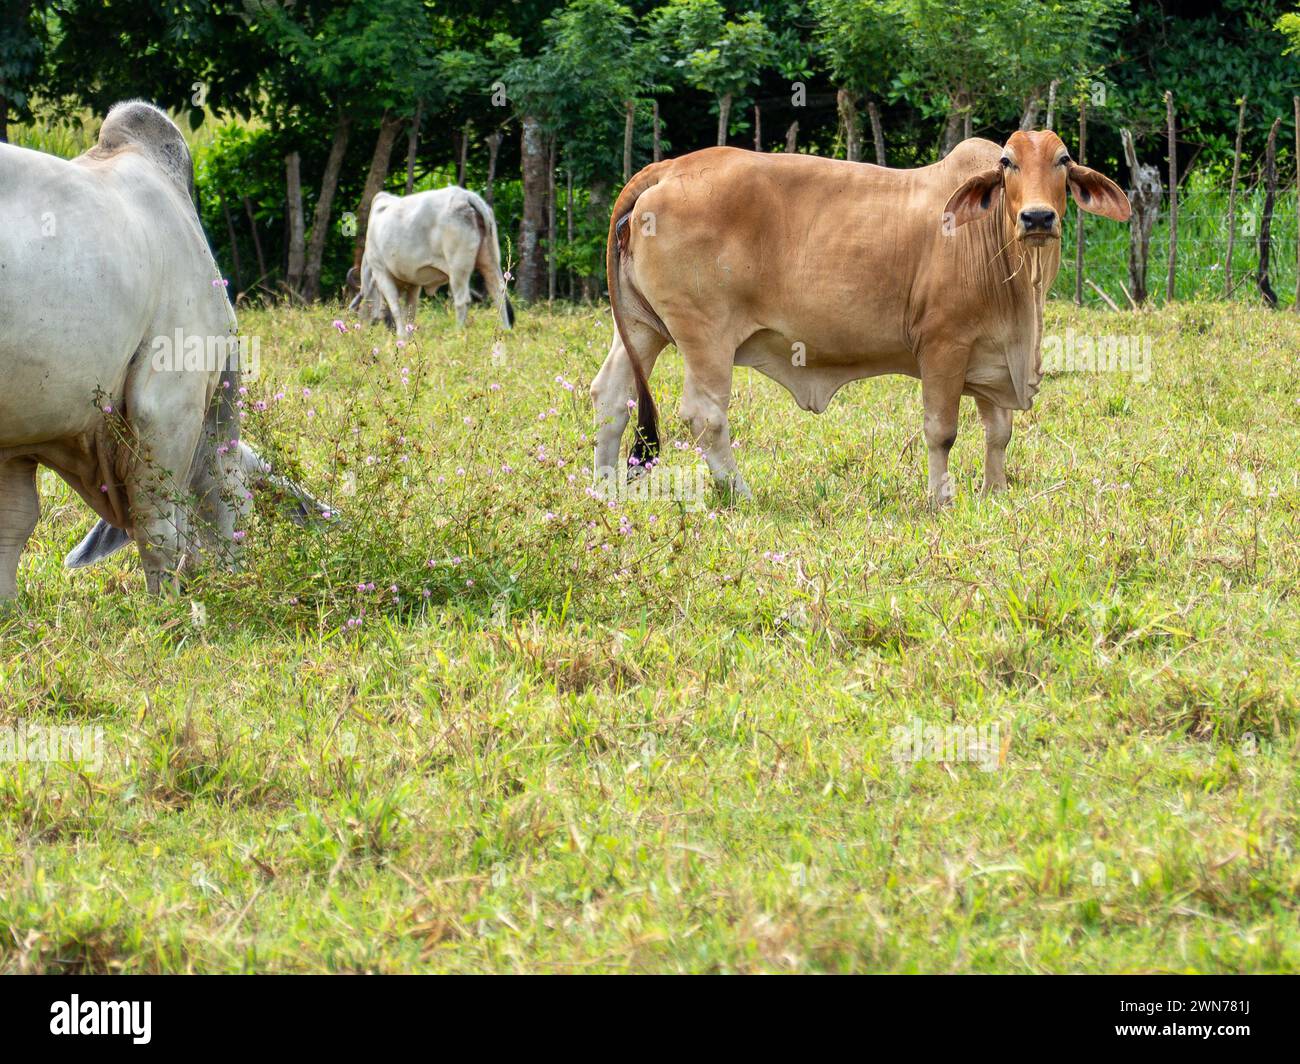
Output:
0,458,40,600
370,267,407,335
919,368,963,508
975,397,1013,495
124,389,207,595
680,344,751,502
402,285,420,331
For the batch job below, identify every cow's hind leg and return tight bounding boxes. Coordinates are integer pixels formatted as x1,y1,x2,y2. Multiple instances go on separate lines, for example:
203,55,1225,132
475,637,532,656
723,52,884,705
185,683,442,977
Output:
919,364,964,508
590,321,665,484
0,459,40,600
975,397,1013,495
678,338,750,502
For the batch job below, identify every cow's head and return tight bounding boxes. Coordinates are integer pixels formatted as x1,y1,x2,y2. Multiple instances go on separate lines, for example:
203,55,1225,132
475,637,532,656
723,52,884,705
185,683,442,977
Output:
943,130,1130,244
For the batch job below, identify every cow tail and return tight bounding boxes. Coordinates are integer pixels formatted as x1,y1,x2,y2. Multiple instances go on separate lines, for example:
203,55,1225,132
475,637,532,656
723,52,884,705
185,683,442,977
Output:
467,192,515,326
607,165,664,470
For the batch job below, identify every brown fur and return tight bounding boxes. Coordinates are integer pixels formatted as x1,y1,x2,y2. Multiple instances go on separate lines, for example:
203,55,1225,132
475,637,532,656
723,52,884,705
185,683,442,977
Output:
598,131,1129,503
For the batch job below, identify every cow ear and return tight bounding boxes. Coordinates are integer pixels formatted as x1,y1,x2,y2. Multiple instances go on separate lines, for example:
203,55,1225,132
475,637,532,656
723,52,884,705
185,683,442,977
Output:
1067,163,1131,222
941,169,1003,231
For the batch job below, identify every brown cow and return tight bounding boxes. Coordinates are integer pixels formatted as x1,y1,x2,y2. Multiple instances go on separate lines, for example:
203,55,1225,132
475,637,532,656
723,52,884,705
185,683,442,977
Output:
591,131,1130,505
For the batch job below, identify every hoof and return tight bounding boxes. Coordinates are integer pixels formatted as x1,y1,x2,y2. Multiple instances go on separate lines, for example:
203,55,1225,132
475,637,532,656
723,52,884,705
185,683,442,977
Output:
930,473,956,510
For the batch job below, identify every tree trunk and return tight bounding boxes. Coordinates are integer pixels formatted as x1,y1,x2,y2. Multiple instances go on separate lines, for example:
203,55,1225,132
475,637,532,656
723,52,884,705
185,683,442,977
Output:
623,99,634,182
405,99,423,195
939,112,962,157
867,99,886,165
1075,99,1087,307
1225,97,1247,297
837,87,861,162
584,181,609,300
1257,117,1281,308
652,99,662,162
754,104,761,152
1165,91,1177,303
243,196,267,282
1019,91,1042,131
304,111,352,301
518,115,547,301
1121,129,1160,305
284,151,306,297
353,112,404,273
785,120,798,154
0,96,8,144
1294,96,1299,311
1045,79,1060,129
457,122,469,186
221,196,242,294
716,93,732,146
486,130,502,208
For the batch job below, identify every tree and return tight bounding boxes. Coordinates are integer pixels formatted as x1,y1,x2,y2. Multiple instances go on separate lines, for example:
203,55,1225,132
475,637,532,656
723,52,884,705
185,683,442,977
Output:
245,0,435,299
505,1,651,298
650,0,775,146
0,1,49,143
813,0,903,162
888,0,1124,157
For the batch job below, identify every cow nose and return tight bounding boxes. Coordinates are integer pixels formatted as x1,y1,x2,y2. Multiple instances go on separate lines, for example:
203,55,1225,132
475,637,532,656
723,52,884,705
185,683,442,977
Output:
1020,209,1056,232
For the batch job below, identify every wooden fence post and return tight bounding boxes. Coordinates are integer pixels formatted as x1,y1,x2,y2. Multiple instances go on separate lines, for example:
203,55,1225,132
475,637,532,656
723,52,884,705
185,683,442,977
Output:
1075,98,1087,306
547,136,557,303
1225,97,1247,297
1257,117,1281,308
1165,91,1177,303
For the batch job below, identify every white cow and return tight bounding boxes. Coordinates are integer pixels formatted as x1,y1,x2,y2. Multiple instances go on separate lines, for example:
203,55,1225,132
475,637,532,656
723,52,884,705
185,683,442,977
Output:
349,186,514,334
0,100,320,598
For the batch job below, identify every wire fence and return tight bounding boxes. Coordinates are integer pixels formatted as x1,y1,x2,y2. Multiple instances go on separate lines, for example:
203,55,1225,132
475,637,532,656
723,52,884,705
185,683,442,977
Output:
1056,181,1298,308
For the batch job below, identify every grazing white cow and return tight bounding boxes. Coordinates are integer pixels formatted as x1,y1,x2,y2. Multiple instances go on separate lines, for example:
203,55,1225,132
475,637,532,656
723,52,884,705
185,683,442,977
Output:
0,100,320,598
349,186,514,334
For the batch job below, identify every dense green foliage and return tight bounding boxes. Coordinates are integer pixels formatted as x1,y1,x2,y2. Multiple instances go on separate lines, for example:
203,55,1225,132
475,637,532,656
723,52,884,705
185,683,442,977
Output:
1,1,1295,303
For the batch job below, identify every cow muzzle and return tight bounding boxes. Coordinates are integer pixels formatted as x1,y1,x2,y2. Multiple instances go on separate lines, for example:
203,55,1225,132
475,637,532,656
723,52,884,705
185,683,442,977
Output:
1017,207,1059,242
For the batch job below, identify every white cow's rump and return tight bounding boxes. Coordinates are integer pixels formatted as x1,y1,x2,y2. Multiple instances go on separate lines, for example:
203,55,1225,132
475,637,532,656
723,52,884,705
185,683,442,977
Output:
0,100,323,598
350,186,514,333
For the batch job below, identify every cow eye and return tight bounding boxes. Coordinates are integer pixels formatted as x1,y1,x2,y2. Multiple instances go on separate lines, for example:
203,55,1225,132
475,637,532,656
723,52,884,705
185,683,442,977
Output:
1059,155,1071,166
1000,156,1011,168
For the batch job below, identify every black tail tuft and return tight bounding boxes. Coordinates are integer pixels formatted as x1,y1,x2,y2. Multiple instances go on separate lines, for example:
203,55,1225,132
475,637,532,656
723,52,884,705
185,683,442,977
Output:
628,380,660,472
505,296,516,328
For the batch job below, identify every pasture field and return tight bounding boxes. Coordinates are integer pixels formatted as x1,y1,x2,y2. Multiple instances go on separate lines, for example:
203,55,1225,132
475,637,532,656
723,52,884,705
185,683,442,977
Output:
1,297,1298,973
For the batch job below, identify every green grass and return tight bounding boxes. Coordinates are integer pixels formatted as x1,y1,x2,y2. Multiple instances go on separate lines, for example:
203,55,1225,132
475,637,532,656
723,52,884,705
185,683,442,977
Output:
1,293,1298,973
